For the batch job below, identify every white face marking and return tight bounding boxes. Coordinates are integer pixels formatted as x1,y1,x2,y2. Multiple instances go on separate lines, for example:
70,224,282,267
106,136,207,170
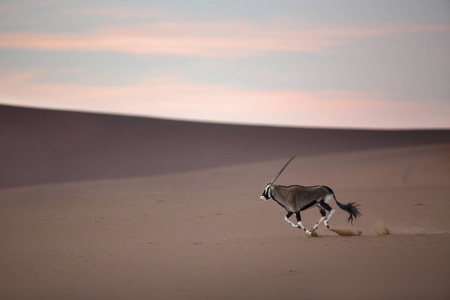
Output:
260,184,272,201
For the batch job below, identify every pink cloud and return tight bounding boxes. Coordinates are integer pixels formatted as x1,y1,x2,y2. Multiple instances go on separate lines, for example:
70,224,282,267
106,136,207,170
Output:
62,6,163,18
0,22,448,57
1,72,448,129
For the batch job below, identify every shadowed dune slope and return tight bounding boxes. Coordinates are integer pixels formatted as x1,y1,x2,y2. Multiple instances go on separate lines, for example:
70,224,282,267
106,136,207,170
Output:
1,104,450,188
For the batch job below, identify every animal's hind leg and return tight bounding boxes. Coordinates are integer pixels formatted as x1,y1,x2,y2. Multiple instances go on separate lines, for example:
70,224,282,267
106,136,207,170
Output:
295,212,312,235
312,205,327,232
321,202,335,229
284,212,298,227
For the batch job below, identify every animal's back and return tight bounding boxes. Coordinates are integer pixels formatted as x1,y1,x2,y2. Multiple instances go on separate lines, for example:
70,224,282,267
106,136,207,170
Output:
278,185,333,211
286,185,334,199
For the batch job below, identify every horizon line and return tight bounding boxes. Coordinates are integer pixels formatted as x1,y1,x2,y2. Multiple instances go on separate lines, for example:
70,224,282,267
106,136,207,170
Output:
2,102,449,132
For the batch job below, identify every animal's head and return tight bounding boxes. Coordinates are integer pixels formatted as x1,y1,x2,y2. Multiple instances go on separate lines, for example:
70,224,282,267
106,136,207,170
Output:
260,154,297,202
260,183,273,201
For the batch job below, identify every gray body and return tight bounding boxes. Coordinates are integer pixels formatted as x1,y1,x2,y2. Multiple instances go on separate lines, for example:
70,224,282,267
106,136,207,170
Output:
261,182,360,235
260,155,361,235
270,185,334,213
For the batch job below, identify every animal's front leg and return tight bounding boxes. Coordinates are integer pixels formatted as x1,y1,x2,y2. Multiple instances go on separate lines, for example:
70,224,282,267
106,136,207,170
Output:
295,212,312,235
284,212,298,227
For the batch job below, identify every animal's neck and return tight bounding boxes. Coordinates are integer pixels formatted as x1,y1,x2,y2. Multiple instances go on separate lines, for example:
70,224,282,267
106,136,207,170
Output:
271,186,289,209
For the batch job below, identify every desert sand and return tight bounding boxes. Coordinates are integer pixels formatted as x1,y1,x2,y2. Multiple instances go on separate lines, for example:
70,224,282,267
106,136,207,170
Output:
1,105,449,299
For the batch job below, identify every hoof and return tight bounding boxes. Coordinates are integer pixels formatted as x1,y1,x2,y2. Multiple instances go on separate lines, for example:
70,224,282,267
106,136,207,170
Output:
306,231,319,237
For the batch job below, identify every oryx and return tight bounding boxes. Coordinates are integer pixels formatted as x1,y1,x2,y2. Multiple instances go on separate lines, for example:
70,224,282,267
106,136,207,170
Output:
260,155,361,236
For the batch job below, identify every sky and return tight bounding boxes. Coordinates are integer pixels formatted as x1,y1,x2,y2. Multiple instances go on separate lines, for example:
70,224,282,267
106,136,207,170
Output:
0,0,449,129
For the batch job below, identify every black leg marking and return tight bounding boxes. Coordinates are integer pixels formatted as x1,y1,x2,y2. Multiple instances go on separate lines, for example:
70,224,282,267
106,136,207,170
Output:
319,202,334,229
319,208,327,217
284,212,297,227
320,202,332,212
295,212,307,231
311,206,328,232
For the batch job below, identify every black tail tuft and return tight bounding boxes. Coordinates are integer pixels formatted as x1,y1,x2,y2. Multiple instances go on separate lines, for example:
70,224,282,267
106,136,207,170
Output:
334,198,361,224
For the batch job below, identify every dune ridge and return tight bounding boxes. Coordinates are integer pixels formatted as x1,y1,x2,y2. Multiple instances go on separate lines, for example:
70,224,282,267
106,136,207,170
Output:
2,104,450,188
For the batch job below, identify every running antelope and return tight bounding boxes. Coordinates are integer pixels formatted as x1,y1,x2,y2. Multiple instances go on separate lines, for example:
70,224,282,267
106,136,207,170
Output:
260,155,361,235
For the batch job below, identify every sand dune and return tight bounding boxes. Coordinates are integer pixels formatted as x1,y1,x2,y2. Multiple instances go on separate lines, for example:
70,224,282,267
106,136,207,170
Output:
2,104,449,188
1,105,449,299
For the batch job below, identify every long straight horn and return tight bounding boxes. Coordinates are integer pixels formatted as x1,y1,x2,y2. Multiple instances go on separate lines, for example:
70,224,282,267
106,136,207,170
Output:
270,154,297,184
